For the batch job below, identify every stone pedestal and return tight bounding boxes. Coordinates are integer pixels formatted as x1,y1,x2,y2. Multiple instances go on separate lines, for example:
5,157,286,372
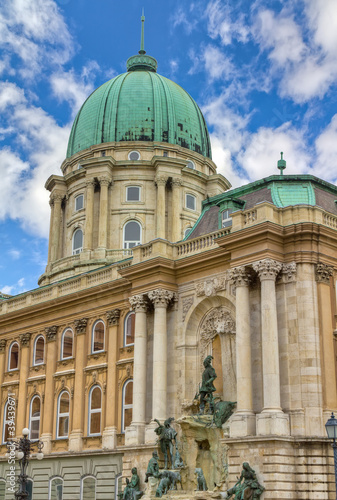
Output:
230,412,256,437
68,430,83,452
125,424,145,446
145,421,158,444
40,433,52,454
102,426,118,450
256,411,290,436
142,476,160,499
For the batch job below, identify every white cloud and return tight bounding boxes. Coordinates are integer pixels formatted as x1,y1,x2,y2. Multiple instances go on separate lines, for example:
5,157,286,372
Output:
203,45,234,81
0,0,74,79
304,0,337,53
0,81,26,110
8,249,21,260
206,0,250,45
1,277,26,295
314,114,337,182
171,6,198,34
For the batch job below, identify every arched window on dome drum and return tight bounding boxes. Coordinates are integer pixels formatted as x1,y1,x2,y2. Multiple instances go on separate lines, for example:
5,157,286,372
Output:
123,221,141,249
186,194,196,211
184,227,192,239
29,395,41,440
57,391,70,438
61,329,73,359
33,335,44,365
124,312,135,346
81,476,96,500
8,342,19,371
92,321,105,353
72,228,83,255
122,379,133,433
88,385,102,436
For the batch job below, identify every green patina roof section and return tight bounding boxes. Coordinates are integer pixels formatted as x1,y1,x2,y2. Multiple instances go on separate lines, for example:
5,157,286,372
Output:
67,70,212,158
203,174,337,210
271,181,315,207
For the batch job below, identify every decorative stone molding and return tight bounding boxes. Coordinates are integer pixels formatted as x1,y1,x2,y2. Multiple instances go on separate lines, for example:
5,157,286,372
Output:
315,262,334,283
50,193,64,204
147,289,175,308
196,276,227,297
229,266,252,288
19,332,32,348
74,318,88,335
106,309,121,326
155,175,168,186
0,339,7,352
129,294,148,313
98,176,111,187
277,262,297,283
199,306,235,362
172,177,182,187
85,179,96,188
252,258,282,280
182,296,194,321
45,325,59,342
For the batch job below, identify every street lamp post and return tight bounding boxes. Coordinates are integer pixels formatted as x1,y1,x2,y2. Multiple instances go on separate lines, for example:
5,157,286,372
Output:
7,428,44,500
325,412,337,499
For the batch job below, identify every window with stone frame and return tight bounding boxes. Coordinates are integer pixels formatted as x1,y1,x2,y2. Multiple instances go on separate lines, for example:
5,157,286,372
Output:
33,335,45,365
81,476,96,500
57,391,70,438
185,193,196,210
72,228,83,255
88,385,102,436
123,220,141,249
8,341,19,371
122,379,133,433
49,477,63,500
91,321,105,353
29,395,41,440
61,329,73,359
75,194,84,211
124,312,135,346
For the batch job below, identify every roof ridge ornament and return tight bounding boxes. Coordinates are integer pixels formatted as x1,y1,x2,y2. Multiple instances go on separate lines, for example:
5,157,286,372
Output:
126,11,158,73
277,152,286,175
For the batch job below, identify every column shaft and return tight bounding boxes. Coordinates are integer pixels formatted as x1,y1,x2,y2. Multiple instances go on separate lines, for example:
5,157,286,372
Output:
132,308,147,424
236,284,253,412
50,196,62,262
156,177,166,240
84,181,95,251
98,178,110,248
171,179,182,242
152,305,167,420
16,334,31,434
47,200,54,264
41,328,58,452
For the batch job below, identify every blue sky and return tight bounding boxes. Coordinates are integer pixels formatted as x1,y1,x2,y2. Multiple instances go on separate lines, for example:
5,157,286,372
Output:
1,0,337,295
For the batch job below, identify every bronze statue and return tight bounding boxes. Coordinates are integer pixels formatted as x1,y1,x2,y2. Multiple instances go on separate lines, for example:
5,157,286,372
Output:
145,451,160,482
123,467,143,500
198,355,217,414
154,417,177,469
227,462,265,500
195,468,208,491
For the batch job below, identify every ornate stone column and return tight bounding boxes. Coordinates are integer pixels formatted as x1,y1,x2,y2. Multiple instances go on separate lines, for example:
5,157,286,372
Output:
16,333,31,435
84,180,95,251
41,326,58,453
125,296,148,445
171,177,182,242
69,318,88,452
47,197,54,264
316,262,337,424
102,309,120,449
0,340,7,390
148,289,174,420
253,259,289,436
155,176,167,240
50,194,63,262
229,267,255,437
98,176,111,249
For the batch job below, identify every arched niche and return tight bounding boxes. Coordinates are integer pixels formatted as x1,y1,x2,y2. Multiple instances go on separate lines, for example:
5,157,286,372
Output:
183,295,236,402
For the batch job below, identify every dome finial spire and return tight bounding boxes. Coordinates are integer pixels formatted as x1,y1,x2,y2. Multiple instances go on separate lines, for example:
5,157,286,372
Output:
277,151,286,175
139,9,146,55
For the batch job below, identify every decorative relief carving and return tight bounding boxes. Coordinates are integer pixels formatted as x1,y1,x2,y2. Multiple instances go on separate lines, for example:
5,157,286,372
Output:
278,262,297,283
106,309,121,326
74,318,88,335
172,177,182,187
86,179,96,189
129,294,147,312
196,276,227,297
252,258,282,281
199,307,235,364
155,175,168,186
45,325,59,342
19,332,32,348
98,176,111,187
315,262,334,283
182,296,194,321
229,267,252,288
148,289,175,308
0,339,7,352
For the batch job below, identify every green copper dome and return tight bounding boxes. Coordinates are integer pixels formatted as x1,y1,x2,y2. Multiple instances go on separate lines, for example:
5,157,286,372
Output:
66,59,212,159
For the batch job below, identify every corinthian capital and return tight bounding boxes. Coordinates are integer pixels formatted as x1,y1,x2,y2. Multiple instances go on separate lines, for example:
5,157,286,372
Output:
98,176,111,187
0,339,7,352
129,295,147,313
252,258,282,281
19,332,32,348
45,325,59,342
74,318,88,335
50,193,64,204
155,175,168,187
315,262,334,283
172,177,182,187
148,289,174,308
229,266,251,287
106,309,121,326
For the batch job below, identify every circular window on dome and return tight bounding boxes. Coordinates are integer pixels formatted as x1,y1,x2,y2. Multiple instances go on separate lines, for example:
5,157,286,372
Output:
186,160,195,169
128,151,141,161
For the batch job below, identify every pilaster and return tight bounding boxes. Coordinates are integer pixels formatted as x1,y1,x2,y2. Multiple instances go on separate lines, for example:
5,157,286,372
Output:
155,176,167,240
41,325,58,453
171,177,182,242
16,333,32,435
84,179,95,252
98,176,111,249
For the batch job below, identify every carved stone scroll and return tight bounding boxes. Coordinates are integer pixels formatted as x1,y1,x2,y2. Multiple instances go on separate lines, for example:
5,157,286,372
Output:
106,309,121,326
315,262,334,283
19,332,32,348
252,258,282,281
74,318,88,335
45,325,59,342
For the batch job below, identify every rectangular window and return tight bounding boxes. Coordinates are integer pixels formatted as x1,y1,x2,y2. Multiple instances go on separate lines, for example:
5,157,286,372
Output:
186,194,196,210
126,186,140,202
75,194,84,211
222,209,233,228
